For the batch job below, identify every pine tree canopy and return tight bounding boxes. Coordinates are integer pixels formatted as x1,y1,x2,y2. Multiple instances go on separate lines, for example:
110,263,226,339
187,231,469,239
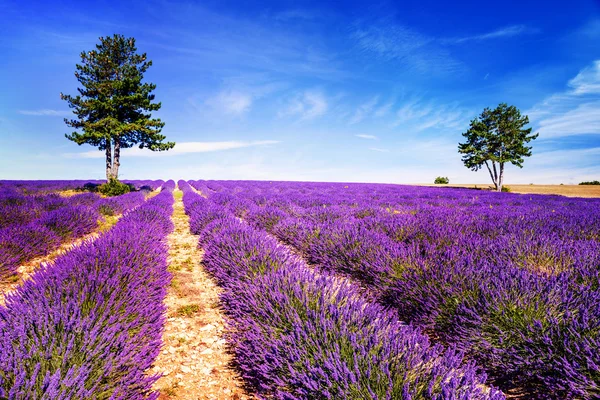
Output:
61,34,174,179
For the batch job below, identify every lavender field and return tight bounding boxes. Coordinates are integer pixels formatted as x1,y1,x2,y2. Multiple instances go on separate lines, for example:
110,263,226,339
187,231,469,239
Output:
1,179,599,399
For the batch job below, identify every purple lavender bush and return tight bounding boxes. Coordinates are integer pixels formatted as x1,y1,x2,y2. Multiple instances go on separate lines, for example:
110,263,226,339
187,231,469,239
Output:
191,179,600,399
0,185,147,282
0,225,61,279
0,182,175,398
183,186,504,400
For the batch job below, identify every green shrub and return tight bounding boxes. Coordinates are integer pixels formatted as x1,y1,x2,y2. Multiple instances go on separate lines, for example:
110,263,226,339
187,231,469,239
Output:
75,182,100,192
98,204,116,216
99,178,131,197
501,186,511,192
434,176,449,184
579,180,600,185
176,304,200,317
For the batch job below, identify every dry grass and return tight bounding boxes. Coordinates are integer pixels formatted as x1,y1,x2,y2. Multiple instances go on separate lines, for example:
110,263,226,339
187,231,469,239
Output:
152,188,251,400
420,184,600,198
58,189,83,197
60,184,163,199
98,214,120,233
176,304,201,317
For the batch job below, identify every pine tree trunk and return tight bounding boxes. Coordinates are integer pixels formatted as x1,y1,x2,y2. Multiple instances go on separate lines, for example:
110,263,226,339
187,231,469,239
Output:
485,161,498,191
492,162,499,191
112,139,120,180
105,140,113,181
498,163,505,192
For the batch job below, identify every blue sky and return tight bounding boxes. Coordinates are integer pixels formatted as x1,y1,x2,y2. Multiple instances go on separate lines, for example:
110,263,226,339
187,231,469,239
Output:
1,0,599,183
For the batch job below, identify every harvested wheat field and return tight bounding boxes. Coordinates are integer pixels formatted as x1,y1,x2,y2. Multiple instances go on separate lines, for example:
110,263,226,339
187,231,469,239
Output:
422,183,600,198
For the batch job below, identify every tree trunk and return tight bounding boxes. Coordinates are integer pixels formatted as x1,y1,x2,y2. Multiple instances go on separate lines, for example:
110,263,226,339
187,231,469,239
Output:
498,163,505,192
492,161,499,190
112,139,120,180
105,140,113,181
484,161,498,191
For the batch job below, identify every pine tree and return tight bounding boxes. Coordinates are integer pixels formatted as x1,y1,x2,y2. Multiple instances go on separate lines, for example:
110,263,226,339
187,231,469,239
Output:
458,103,538,192
61,34,174,180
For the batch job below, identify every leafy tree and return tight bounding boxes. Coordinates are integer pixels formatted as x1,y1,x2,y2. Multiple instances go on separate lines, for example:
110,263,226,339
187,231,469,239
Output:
434,176,449,184
61,34,174,180
458,103,538,192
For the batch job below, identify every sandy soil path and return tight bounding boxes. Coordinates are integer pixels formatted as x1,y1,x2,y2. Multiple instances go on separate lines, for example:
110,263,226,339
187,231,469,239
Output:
152,189,251,400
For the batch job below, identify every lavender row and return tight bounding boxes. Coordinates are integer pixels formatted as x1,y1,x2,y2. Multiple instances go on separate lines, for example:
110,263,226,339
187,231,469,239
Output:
0,191,86,230
189,180,600,242
0,181,175,399
0,191,146,280
262,208,600,398
195,180,600,398
0,188,147,230
178,181,504,400
0,180,104,194
0,179,164,194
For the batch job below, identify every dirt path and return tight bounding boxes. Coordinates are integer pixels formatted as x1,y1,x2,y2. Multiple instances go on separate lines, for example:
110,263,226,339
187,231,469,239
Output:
152,189,251,400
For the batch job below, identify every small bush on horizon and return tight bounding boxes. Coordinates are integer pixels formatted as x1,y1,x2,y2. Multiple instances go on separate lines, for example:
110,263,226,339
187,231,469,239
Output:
434,176,449,184
99,178,131,197
75,182,100,193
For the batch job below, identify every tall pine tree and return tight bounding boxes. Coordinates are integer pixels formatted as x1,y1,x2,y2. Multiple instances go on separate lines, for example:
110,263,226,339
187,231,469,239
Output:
61,34,174,180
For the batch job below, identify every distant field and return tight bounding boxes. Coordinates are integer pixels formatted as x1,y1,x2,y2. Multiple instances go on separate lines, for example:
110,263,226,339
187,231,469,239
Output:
421,183,600,198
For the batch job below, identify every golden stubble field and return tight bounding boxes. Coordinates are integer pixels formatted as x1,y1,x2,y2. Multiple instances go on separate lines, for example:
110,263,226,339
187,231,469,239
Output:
420,184,600,198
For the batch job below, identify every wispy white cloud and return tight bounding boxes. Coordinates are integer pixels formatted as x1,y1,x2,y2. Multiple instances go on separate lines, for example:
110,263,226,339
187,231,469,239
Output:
373,101,394,117
18,109,71,116
568,60,600,95
145,3,345,81
204,90,253,115
279,90,328,120
415,107,467,131
393,98,471,131
355,134,377,140
537,102,600,138
190,78,289,118
64,140,280,158
445,25,538,44
531,146,600,165
506,146,600,184
348,96,379,124
351,22,536,76
395,99,433,125
369,147,389,153
274,9,316,22
351,22,463,75
527,60,600,138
